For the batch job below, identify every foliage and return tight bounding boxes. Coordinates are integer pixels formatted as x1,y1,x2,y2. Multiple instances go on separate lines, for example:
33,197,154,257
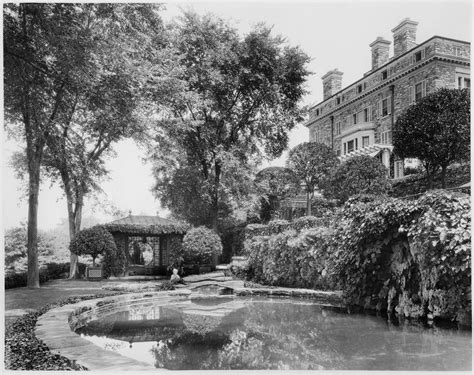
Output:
70,226,117,266
255,167,300,222
4,225,56,271
244,227,334,290
407,191,471,324
276,197,337,221
5,293,124,370
102,234,128,278
167,235,186,270
390,163,471,198
287,142,339,215
150,12,310,229
324,155,391,203
245,216,330,238
4,3,182,285
328,191,471,324
104,221,189,235
5,262,87,289
393,88,470,188
182,227,223,264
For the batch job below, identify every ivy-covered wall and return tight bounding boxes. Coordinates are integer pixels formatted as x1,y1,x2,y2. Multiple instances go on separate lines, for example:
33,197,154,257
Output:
241,191,471,325
329,191,471,325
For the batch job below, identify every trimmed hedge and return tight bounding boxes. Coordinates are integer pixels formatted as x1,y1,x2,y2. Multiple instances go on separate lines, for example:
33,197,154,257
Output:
5,262,88,289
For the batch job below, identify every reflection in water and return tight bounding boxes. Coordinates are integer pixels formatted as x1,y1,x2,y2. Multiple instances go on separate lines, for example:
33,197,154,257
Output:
76,296,472,370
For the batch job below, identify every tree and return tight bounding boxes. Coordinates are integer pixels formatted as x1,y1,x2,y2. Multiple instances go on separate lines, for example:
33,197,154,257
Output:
4,224,56,271
150,12,310,230
324,155,391,203
393,88,470,188
69,226,116,267
255,167,300,222
287,142,339,216
5,4,181,281
4,4,105,287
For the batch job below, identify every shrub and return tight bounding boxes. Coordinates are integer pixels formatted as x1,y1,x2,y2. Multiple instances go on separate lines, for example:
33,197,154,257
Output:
244,227,335,290
4,262,88,289
167,235,185,271
324,155,391,203
70,226,116,266
182,226,223,265
102,235,127,279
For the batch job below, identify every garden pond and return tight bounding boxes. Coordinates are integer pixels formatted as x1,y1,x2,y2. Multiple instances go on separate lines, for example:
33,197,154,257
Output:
74,293,471,370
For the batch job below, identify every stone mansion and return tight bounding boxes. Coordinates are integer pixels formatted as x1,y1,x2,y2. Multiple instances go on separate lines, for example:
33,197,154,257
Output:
305,18,470,179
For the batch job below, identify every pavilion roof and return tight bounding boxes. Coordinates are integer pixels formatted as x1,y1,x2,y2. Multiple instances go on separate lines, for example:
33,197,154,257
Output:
104,215,190,235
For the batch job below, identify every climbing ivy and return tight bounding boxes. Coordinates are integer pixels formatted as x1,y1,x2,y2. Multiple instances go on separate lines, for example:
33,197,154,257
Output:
329,190,471,324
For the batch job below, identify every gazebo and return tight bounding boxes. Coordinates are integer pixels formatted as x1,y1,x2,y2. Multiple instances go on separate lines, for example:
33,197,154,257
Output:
104,215,190,276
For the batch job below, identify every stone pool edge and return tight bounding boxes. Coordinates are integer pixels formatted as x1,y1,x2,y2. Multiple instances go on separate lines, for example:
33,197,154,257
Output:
35,289,194,371
35,287,344,371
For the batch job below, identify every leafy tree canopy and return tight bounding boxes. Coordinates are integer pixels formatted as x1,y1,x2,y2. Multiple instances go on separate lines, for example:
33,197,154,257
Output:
150,12,311,229
287,142,339,215
324,155,391,204
393,88,470,187
69,225,116,266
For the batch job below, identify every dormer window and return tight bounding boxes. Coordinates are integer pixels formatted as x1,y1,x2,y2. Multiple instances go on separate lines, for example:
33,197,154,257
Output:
316,109,319,116
357,84,363,93
414,50,423,62
336,97,341,105
382,70,388,80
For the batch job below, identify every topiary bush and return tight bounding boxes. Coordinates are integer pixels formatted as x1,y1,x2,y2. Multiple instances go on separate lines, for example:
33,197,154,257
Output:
182,226,223,265
324,155,391,204
70,226,116,267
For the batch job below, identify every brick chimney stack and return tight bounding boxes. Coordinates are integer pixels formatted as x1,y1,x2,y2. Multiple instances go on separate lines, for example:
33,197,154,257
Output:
370,37,391,70
321,69,343,100
392,18,418,57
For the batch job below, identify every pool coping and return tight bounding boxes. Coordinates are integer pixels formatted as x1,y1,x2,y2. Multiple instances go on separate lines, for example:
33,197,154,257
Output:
35,287,344,371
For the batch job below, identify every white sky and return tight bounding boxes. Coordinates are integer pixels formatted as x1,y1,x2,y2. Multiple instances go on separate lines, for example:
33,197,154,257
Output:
2,0,472,230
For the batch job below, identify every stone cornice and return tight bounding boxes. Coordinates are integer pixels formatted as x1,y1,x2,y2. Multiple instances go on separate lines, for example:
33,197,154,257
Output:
305,36,470,127
306,54,470,127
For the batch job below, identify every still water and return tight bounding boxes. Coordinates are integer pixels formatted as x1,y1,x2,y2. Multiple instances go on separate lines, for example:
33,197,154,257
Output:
75,296,471,370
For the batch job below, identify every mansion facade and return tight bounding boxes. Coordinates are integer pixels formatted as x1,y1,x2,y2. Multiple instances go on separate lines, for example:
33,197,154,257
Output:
306,18,470,179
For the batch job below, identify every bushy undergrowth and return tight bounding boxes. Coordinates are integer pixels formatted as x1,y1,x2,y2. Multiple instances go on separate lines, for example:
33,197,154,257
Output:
5,262,88,289
5,293,120,370
244,226,334,290
329,190,471,325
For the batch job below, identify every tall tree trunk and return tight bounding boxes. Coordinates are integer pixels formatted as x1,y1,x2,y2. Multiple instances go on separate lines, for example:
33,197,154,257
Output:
306,190,312,216
27,163,40,288
211,161,221,232
66,188,84,279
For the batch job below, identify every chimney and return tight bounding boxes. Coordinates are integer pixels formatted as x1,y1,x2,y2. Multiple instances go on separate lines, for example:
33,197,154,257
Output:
370,37,391,70
392,18,418,57
321,69,343,100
